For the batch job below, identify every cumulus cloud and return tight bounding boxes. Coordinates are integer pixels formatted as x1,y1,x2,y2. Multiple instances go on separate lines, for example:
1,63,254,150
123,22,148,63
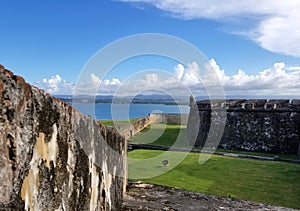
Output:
119,0,300,57
115,72,179,96
35,74,74,95
107,60,300,98
35,73,121,95
174,64,184,80
35,60,300,98
204,59,300,97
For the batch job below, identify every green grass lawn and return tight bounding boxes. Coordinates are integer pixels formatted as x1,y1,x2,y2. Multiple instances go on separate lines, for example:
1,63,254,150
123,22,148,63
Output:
128,149,300,209
130,124,298,160
99,118,140,127
130,124,188,147
215,149,298,160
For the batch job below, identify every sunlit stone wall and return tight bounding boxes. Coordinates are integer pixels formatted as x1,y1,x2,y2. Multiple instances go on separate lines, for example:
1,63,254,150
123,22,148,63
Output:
0,65,125,210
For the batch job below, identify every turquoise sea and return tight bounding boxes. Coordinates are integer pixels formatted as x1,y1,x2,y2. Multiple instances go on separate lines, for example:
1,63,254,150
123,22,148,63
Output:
72,103,190,120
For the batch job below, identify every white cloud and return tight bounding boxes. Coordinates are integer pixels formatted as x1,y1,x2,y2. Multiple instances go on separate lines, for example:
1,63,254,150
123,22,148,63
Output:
35,60,300,98
90,73,101,86
35,73,121,95
119,0,300,57
35,74,74,95
110,78,121,85
174,64,184,80
75,74,121,95
205,59,300,97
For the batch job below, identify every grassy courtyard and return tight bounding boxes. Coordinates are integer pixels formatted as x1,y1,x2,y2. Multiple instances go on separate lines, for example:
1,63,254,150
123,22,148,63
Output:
130,123,298,160
128,149,300,209
101,120,300,208
130,124,188,147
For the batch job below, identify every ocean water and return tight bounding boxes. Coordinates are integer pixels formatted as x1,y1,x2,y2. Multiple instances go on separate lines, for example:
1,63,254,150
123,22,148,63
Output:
72,103,190,120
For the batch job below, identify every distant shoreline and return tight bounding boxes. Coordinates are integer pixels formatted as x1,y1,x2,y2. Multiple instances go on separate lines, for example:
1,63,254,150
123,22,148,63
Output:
57,98,189,106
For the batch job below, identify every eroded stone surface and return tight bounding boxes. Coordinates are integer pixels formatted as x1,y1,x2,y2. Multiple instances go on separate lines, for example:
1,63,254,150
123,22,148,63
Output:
188,99,300,155
0,66,125,210
122,182,296,211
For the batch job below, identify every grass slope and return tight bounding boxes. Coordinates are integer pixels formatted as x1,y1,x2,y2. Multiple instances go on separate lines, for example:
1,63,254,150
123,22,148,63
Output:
129,149,300,209
99,118,140,127
130,124,187,147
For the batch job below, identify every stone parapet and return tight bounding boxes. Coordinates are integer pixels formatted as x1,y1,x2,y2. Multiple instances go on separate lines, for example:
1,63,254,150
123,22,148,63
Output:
0,65,125,210
188,99,300,156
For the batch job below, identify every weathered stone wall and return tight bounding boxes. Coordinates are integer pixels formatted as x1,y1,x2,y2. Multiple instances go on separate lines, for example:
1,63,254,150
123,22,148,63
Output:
149,113,189,125
118,117,152,141
0,65,125,210
118,113,188,142
188,99,300,156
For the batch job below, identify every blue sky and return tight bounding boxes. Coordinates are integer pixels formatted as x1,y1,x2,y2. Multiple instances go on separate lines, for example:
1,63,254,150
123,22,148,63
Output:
1,0,300,97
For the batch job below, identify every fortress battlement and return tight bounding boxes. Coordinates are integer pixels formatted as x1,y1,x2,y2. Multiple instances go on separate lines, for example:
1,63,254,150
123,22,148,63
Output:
188,97,300,156
195,99,300,112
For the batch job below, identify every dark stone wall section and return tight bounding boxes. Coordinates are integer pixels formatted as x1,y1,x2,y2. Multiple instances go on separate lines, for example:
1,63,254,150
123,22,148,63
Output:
188,98,300,156
0,65,125,210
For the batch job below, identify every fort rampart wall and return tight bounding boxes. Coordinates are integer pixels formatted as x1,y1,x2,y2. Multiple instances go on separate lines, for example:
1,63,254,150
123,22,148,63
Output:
0,65,125,210
188,99,300,157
